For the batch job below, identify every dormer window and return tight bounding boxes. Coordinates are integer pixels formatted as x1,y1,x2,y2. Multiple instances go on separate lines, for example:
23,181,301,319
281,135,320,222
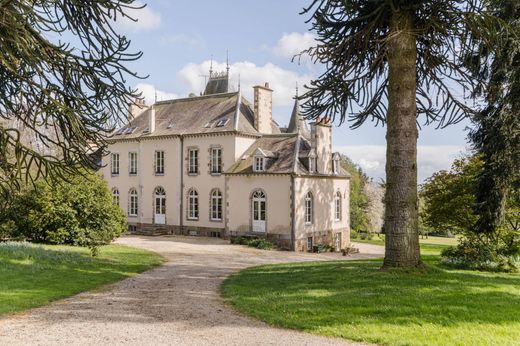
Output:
309,157,316,173
253,156,265,172
332,153,341,175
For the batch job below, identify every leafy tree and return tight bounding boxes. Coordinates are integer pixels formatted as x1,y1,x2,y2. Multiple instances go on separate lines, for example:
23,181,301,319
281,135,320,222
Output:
467,0,520,235
300,1,508,268
0,1,142,196
4,171,126,256
341,157,369,233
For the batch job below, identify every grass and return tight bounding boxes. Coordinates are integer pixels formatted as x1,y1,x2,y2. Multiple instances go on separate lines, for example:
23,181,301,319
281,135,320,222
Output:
0,242,164,316
353,235,458,256
222,236,520,346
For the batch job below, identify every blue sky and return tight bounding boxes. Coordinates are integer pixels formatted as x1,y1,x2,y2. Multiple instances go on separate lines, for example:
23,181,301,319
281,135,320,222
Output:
117,0,472,182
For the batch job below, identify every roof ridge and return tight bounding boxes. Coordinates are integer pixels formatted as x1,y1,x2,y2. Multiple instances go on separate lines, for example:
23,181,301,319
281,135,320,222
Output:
154,91,238,105
233,89,241,131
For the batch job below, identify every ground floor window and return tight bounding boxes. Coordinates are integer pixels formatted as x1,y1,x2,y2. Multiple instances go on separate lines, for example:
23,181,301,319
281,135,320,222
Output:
334,191,341,221
305,192,313,224
188,188,199,220
335,232,342,251
307,236,313,252
129,188,138,216
112,188,119,206
211,189,223,221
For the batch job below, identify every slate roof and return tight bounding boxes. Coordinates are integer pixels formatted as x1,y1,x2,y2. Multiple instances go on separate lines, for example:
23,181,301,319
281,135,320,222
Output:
286,98,311,138
112,92,261,140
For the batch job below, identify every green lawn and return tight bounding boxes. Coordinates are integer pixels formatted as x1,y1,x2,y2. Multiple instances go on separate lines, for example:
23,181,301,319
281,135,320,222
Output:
353,235,458,256
0,242,164,316
222,237,520,346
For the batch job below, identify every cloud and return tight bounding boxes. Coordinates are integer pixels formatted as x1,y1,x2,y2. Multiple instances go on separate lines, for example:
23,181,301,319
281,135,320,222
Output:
160,34,203,48
336,145,469,183
134,83,179,105
116,2,161,32
272,32,316,60
177,60,312,107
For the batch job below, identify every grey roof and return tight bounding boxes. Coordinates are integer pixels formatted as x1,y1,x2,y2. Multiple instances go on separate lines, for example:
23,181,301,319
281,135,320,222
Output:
112,92,259,140
203,72,229,95
287,98,310,138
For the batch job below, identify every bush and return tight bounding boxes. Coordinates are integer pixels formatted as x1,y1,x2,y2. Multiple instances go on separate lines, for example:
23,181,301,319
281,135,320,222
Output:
247,238,273,250
2,171,126,256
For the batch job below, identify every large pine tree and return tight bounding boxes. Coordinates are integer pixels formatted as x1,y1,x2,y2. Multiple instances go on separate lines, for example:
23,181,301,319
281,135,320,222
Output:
300,0,509,267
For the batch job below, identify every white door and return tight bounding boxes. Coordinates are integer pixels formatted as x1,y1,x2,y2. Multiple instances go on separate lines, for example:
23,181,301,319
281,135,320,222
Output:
154,187,166,225
252,190,266,233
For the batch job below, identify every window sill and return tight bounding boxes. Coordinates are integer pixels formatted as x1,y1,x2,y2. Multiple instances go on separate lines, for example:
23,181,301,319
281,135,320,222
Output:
188,172,199,176
187,217,199,221
305,222,313,226
210,172,222,176
111,173,119,177
155,173,165,176
128,214,138,218
129,173,138,176
210,218,223,222
334,219,341,222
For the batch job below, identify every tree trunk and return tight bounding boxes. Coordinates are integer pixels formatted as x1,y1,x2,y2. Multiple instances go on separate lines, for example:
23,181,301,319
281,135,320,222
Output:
383,11,421,268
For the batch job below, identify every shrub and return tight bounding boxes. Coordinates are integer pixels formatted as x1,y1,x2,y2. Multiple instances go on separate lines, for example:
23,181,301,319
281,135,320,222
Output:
247,238,273,250
2,171,126,256
230,236,250,245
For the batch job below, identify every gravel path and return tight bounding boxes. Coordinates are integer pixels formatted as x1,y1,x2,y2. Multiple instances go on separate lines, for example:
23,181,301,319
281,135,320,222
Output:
0,236,383,346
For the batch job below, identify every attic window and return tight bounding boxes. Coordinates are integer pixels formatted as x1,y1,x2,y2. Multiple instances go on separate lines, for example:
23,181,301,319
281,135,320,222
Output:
203,122,212,128
215,118,229,127
124,127,137,134
166,122,174,129
114,128,124,135
309,157,316,173
253,156,265,172
142,127,150,134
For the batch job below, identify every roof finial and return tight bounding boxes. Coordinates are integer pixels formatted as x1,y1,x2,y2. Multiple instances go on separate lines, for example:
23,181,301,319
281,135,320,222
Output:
226,49,230,75
238,73,241,91
295,81,299,98
209,54,213,77
154,89,158,103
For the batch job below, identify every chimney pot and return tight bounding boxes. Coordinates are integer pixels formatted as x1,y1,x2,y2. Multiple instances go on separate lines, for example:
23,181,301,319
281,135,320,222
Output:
265,82,270,88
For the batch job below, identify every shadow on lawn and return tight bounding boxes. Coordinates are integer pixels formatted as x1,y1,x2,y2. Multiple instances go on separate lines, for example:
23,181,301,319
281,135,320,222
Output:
225,260,520,328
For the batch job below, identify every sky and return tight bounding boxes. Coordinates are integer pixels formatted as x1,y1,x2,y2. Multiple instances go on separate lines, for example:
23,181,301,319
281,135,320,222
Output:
114,0,473,183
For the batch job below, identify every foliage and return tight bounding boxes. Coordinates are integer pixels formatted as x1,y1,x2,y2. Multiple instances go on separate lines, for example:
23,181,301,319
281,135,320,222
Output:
2,171,126,256
230,237,274,250
340,157,369,232
421,156,483,235
0,0,142,197
222,259,520,346
0,242,163,316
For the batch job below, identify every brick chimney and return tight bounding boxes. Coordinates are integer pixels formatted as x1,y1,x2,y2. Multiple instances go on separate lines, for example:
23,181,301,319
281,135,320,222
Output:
253,82,273,134
310,117,332,174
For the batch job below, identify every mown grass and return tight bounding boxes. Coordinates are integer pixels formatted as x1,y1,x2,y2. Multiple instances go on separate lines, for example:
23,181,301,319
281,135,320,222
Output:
353,235,457,256
222,236,520,346
0,242,164,316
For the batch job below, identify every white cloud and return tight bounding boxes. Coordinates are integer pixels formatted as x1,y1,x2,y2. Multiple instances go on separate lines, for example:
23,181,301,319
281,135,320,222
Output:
116,2,161,32
160,34,203,48
134,83,178,105
177,60,312,107
272,32,316,60
337,145,469,183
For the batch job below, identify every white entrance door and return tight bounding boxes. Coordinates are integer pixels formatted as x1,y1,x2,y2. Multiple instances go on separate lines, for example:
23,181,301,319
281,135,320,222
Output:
154,187,166,225
252,190,266,233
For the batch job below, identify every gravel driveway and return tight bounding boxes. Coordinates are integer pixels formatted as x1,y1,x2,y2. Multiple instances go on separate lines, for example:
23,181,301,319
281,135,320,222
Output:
0,236,383,346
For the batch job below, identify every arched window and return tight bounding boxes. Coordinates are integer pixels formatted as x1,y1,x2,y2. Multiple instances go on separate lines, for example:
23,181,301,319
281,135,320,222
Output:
334,191,341,221
305,192,313,224
129,188,138,216
112,188,120,206
210,189,223,221
188,189,199,220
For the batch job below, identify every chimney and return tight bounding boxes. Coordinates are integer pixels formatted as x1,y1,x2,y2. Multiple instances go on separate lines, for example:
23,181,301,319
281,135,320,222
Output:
310,117,332,174
128,98,146,121
253,82,273,134
149,106,156,133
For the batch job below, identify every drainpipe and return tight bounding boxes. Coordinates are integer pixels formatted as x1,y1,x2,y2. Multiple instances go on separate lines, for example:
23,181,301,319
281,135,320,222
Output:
290,174,296,251
179,136,184,233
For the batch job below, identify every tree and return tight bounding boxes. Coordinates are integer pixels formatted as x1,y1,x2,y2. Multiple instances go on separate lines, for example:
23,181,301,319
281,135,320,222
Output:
0,1,142,196
467,0,520,236
300,0,507,268
341,157,369,233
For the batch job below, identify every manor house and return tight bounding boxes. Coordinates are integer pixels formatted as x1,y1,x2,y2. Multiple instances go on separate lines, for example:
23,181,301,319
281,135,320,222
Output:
101,71,350,251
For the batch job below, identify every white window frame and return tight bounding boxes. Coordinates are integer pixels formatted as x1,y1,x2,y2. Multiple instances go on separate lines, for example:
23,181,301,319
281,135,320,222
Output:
129,152,138,175
188,148,198,175
211,147,222,174
253,156,265,172
129,188,138,216
210,189,223,221
155,150,165,175
188,189,199,220
305,192,313,224
112,188,119,206
334,192,341,221
111,153,119,175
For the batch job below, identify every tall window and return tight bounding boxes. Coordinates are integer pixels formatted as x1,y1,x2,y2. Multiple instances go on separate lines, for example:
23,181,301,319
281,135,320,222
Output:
188,148,198,174
129,188,138,216
111,153,119,175
210,189,223,221
211,147,222,174
155,150,165,175
332,158,339,175
253,156,265,172
188,189,199,220
112,188,120,206
309,157,316,173
305,192,313,224
129,152,138,175
334,192,341,221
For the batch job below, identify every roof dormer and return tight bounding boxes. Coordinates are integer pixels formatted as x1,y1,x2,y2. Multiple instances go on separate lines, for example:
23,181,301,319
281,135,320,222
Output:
253,148,268,172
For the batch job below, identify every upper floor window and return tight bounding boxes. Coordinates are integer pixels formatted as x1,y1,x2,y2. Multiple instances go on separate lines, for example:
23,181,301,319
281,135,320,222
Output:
309,157,316,173
188,148,198,174
334,191,341,221
305,192,313,224
129,152,138,175
112,188,120,206
187,188,199,220
129,188,138,216
210,189,223,221
332,153,341,175
211,147,222,174
111,153,119,175
253,156,265,172
155,150,165,175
